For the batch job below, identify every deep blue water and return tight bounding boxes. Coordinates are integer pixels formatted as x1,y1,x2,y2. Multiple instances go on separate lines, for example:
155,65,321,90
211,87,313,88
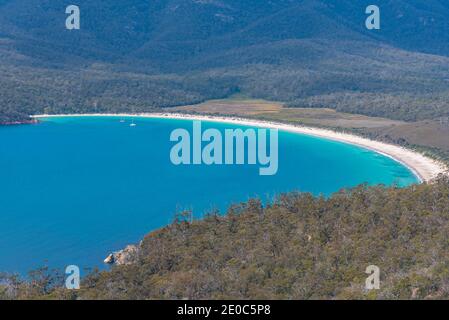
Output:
0,116,418,274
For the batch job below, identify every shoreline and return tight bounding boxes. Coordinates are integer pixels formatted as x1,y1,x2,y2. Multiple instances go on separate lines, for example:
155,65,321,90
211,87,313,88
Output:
31,113,448,183
0,119,39,126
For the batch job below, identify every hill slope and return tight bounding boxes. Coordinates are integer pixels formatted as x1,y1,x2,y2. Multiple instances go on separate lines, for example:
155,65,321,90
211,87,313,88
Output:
2,177,449,299
1,0,449,122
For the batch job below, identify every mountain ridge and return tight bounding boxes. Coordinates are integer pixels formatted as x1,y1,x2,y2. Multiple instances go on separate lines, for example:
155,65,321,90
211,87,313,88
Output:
1,0,449,123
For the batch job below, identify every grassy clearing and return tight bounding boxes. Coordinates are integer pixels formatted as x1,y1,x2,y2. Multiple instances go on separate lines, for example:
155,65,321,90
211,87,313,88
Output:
169,98,449,162
170,98,403,129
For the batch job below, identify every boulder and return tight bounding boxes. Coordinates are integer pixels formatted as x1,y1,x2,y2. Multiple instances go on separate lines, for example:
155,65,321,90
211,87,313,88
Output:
104,244,139,265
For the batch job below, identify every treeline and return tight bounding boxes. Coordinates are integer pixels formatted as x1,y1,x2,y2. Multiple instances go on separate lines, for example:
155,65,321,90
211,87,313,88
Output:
3,0,449,124
3,63,449,124
0,65,240,124
286,92,449,122
3,37,449,124
2,176,449,300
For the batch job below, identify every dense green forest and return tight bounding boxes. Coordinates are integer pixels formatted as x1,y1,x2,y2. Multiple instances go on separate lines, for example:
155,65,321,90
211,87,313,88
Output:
2,57,449,124
2,176,449,300
2,0,449,123
2,0,449,300
0,66,240,123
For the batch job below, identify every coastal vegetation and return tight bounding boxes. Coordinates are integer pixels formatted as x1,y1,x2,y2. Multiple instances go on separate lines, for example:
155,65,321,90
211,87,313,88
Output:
173,98,449,165
2,0,449,126
2,0,449,300
2,176,449,300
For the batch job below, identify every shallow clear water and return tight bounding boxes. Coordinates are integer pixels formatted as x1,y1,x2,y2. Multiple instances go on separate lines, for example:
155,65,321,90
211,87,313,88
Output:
0,116,418,274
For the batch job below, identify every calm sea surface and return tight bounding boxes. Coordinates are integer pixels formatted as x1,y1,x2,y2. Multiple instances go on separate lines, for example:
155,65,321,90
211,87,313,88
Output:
0,116,418,274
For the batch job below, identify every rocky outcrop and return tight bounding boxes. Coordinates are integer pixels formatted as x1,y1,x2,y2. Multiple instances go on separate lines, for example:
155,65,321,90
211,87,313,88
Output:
103,254,115,264
104,244,140,266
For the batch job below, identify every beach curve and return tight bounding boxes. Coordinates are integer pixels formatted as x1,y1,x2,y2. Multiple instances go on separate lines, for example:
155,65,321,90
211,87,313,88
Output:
31,113,448,183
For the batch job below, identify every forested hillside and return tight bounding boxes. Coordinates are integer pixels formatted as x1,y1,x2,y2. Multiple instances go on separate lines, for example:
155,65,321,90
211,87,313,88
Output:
1,0,449,123
2,1,449,301
2,176,449,300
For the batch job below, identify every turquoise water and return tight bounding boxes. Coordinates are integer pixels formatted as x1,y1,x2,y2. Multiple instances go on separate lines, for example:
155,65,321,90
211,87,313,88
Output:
0,116,418,274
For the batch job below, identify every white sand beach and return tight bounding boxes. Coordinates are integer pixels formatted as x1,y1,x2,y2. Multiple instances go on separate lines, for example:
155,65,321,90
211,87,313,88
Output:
32,113,448,183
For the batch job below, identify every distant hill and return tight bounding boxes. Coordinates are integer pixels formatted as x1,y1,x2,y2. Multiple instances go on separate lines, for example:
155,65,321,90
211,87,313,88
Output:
1,0,449,122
